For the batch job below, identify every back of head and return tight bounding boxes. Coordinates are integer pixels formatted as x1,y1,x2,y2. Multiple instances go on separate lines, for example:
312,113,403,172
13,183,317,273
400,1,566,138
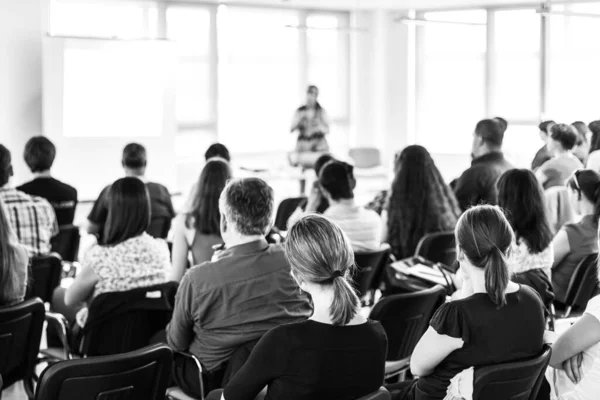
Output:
319,160,355,201
456,205,514,308
24,136,56,173
589,120,600,152
102,177,150,246
204,143,231,162
572,121,591,146
284,214,358,326
219,177,274,236
0,199,20,304
497,169,552,254
550,123,578,150
566,169,600,221
0,144,12,186
314,154,335,176
493,117,508,134
188,159,232,235
475,119,504,148
539,120,556,134
122,143,147,170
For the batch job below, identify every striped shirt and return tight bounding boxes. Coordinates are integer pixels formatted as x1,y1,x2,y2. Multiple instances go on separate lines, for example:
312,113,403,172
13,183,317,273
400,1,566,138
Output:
324,203,382,252
0,187,58,256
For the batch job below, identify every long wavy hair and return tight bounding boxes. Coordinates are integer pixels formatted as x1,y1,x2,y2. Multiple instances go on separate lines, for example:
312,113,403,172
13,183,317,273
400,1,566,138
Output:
387,145,462,259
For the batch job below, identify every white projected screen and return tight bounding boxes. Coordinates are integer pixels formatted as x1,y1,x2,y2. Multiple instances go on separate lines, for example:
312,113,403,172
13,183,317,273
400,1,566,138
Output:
63,43,167,138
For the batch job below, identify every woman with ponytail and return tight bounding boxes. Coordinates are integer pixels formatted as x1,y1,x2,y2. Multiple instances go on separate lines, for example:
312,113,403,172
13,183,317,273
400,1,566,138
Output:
211,214,388,400
552,169,600,304
388,205,545,400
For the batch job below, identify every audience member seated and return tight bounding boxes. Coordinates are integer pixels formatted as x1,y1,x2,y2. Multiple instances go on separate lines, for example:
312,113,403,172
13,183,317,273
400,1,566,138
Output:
532,120,556,171
546,255,600,399
53,177,171,323
453,119,513,211
207,214,388,400
497,169,554,304
0,198,29,306
87,143,175,240
0,144,57,256
17,136,77,226
551,170,600,305
165,178,312,397
572,121,592,165
381,145,461,260
386,205,546,400
170,159,231,282
585,120,600,171
536,124,583,190
205,143,231,162
309,160,381,251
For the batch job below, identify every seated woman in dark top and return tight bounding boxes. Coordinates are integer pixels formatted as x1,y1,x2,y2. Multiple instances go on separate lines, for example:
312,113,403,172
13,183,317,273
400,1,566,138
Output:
387,205,546,400
207,214,388,400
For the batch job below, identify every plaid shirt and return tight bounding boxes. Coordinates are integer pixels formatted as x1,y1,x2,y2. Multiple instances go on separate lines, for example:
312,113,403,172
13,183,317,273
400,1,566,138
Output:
0,187,58,256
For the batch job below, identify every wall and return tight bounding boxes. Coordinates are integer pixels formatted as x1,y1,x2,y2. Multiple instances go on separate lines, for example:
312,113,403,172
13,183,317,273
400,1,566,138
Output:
0,0,44,183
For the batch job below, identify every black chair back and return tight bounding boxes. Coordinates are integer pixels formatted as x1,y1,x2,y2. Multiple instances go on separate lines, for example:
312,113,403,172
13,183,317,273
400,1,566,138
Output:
79,282,178,357
414,231,456,267
353,247,390,298
35,343,173,400
369,286,446,361
0,298,45,389
50,225,80,262
565,253,599,311
26,253,62,303
274,197,306,231
473,344,552,400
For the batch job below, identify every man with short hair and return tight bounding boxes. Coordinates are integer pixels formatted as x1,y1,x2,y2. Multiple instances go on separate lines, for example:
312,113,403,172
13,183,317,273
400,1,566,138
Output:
532,120,556,171
18,136,78,226
87,143,175,240
0,144,58,256
454,119,514,211
166,177,311,397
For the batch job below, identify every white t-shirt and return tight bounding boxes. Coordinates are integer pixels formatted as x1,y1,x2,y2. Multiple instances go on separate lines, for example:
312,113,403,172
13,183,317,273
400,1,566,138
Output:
550,295,600,400
323,203,382,252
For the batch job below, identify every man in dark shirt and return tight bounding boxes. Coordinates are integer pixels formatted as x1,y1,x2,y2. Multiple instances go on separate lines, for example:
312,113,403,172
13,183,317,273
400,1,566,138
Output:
532,120,555,171
454,119,514,211
17,136,78,226
87,143,175,240
166,177,312,397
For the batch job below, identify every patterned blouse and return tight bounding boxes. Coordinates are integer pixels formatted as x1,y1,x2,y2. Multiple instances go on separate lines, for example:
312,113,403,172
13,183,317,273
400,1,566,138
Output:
510,238,554,276
83,233,171,299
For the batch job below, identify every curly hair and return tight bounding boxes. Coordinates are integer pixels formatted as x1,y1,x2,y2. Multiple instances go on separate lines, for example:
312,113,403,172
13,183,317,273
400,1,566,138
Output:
219,178,274,236
386,145,462,259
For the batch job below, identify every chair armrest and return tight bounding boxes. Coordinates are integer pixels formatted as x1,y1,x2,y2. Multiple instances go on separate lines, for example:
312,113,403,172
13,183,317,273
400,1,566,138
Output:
44,311,72,360
177,352,204,400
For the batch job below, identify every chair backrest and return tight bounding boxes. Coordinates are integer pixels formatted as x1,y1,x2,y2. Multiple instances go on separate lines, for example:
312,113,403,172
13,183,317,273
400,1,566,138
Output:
35,343,173,400
274,197,307,231
349,148,382,169
26,253,63,303
565,253,599,311
50,225,81,262
353,247,391,298
473,344,552,400
355,387,391,400
369,286,446,361
80,282,178,357
414,231,456,267
0,298,45,389
147,217,172,239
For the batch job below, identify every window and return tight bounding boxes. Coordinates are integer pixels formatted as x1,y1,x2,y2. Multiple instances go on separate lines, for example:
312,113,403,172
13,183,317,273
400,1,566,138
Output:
416,10,486,154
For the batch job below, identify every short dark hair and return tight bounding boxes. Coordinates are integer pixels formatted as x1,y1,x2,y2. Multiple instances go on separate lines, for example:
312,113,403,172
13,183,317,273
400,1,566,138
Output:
219,178,274,236
550,123,578,150
23,136,56,172
314,154,335,175
475,119,504,147
0,145,12,186
102,177,150,246
319,161,356,201
122,143,147,169
539,120,555,134
493,117,508,133
589,120,600,153
205,143,231,162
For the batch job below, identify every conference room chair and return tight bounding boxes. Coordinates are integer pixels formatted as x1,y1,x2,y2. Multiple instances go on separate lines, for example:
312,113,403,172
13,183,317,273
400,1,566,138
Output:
353,246,391,306
43,282,178,361
414,231,456,268
348,147,387,180
25,253,63,304
0,298,45,399
369,285,446,381
556,253,599,318
274,196,306,231
472,344,552,400
34,343,173,400
50,225,80,262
